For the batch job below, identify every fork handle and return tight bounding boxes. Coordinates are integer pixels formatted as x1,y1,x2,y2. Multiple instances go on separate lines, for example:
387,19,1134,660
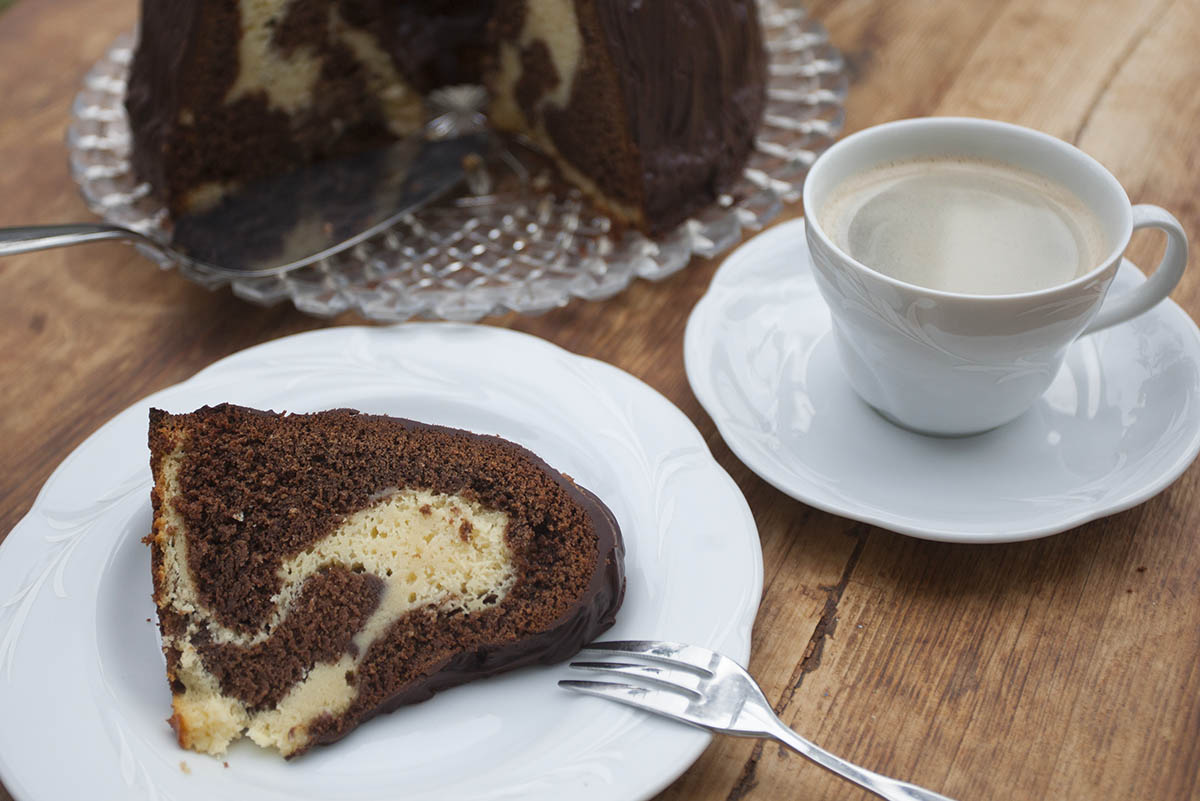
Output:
768,718,958,801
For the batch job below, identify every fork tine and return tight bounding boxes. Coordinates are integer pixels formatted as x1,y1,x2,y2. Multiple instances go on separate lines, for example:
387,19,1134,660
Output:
581,640,719,676
558,680,704,729
568,660,704,698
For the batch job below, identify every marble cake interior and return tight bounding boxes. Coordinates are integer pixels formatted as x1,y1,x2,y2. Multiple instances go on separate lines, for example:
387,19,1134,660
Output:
146,405,624,758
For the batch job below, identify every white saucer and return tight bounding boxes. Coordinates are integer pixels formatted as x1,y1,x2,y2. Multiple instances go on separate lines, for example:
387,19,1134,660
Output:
0,325,762,801
685,218,1200,543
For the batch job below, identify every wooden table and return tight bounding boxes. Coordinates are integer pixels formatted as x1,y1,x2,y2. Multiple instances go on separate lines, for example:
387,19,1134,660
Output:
2,1,1198,799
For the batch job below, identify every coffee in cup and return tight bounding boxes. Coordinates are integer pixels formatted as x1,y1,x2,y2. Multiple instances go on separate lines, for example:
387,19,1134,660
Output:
817,157,1109,295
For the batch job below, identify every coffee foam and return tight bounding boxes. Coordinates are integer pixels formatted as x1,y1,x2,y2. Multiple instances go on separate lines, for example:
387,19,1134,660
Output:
818,157,1109,295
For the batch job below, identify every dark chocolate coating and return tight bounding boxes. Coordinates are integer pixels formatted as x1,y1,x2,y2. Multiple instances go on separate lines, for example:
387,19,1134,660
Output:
125,0,209,211
495,0,767,233
592,0,768,230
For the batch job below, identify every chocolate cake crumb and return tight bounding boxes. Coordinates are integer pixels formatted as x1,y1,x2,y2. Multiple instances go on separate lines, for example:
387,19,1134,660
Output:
195,569,384,710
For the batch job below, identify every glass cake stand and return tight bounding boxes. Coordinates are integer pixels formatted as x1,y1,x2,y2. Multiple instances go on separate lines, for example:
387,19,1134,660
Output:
66,2,848,322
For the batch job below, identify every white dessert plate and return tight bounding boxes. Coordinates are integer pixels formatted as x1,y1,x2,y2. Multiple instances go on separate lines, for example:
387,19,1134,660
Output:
0,325,763,801
685,218,1200,543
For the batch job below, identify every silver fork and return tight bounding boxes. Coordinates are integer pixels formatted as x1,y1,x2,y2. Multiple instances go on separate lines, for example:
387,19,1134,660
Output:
560,641,957,801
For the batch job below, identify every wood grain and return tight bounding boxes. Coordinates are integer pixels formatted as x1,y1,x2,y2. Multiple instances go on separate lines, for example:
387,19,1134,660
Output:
1,1,1198,800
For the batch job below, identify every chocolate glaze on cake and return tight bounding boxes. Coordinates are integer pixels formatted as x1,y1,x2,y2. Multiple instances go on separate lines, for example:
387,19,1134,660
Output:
593,0,767,229
147,404,624,757
490,0,767,232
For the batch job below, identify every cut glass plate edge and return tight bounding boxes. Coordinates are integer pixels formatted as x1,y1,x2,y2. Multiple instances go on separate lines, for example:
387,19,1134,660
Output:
65,2,848,322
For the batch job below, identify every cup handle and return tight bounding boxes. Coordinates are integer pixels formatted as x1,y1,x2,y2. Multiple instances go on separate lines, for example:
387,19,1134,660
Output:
1082,204,1189,336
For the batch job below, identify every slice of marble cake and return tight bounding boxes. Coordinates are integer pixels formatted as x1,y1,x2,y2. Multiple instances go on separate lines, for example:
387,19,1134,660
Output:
146,404,624,758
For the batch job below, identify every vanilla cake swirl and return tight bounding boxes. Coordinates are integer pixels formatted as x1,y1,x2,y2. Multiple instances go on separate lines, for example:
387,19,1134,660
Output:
146,405,624,758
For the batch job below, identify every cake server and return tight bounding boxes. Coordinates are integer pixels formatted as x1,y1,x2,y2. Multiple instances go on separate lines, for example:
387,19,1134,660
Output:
563,640,959,801
0,126,489,277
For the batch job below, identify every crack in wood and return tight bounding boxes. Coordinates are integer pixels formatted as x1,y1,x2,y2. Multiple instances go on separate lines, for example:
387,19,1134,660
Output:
790,527,868,692
722,527,868,801
724,740,764,801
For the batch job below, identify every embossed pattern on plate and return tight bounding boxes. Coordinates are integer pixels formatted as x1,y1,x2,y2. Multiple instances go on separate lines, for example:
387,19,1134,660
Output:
66,2,847,321
0,325,762,801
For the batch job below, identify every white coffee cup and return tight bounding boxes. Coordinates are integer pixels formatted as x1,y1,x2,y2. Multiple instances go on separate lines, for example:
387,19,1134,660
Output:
802,117,1189,436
